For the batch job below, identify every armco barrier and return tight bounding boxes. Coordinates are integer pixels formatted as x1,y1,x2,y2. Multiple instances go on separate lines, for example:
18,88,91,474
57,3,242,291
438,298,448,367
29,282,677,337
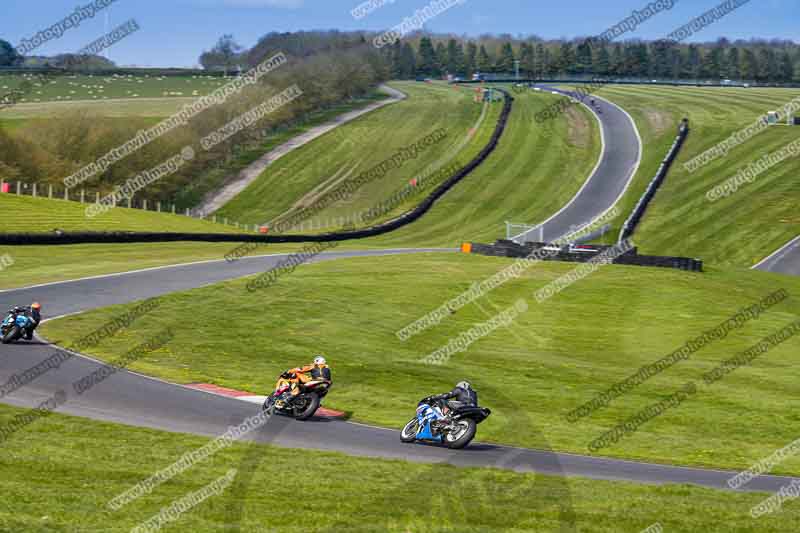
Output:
465,240,702,272
0,89,514,246
458,78,787,89
618,119,689,243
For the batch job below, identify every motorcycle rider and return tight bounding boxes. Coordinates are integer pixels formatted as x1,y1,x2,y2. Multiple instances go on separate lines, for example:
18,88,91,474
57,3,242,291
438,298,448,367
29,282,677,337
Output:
278,355,331,401
5,302,41,340
23,302,41,340
424,380,478,413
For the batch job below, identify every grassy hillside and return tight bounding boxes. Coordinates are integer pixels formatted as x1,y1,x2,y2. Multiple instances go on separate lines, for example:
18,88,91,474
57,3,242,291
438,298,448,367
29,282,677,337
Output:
44,253,800,474
217,81,602,247
1,402,794,532
0,194,240,234
215,81,490,226
0,97,196,121
357,84,603,248
0,73,229,103
593,85,800,267
0,73,228,128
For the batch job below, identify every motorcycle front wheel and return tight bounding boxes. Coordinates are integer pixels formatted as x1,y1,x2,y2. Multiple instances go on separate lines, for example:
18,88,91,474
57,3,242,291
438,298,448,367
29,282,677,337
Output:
262,396,275,415
1,326,21,344
400,417,419,443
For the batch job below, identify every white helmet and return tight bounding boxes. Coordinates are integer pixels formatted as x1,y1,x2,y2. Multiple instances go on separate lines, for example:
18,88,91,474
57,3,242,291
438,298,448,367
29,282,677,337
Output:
314,355,326,366
456,381,471,390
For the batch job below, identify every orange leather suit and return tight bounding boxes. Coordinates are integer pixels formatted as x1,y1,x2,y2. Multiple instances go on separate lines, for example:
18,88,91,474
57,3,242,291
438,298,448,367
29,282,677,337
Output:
277,363,331,395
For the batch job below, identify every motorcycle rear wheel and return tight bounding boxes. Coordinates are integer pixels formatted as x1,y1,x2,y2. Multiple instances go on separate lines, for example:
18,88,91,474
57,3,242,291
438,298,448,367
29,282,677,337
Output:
400,417,419,443
1,326,21,344
293,393,320,420
444,419,477,449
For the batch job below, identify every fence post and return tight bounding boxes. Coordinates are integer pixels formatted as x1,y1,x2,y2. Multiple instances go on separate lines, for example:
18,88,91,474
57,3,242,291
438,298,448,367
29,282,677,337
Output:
127,197,132,209
32,183,36,197
185,208,190,216
224,218,228,225
172,204,176,214
64,188,68,201
80,189,85,203
157,202,161,213
143,199,148,211
96,192,100,204
48,184,53,199
16,182,21,195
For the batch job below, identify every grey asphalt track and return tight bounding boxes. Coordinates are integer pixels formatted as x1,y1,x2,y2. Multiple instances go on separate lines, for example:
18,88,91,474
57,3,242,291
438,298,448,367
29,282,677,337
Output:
754,236,800,276
515,86,641,244
0,249,796,493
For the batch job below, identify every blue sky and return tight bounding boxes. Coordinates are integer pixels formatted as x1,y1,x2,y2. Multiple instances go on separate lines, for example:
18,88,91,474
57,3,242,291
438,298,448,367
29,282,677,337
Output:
4,0,798,67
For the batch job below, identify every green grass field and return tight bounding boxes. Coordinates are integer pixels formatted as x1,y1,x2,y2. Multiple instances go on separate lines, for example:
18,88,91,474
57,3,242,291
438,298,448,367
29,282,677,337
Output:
176,90,390,209
0,195,316,290
1,402,793,532
7,83,800,531
593,85,800,267
0,194,241,235
0,73,230,103
0,97,196,122
0,73,225,131
0,82,601,290
215,81,496,226
217,81,601,249
42,254,800,475
359,84,602,248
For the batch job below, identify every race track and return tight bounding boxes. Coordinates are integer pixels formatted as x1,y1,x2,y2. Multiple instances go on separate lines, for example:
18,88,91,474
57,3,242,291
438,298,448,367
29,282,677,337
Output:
754,235,800,276
515,86,641,243
1,252,796,493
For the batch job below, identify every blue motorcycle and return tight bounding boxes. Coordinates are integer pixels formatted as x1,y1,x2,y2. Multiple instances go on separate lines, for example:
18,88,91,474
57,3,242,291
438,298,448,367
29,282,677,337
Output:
400,397,491,449
2,309,33,344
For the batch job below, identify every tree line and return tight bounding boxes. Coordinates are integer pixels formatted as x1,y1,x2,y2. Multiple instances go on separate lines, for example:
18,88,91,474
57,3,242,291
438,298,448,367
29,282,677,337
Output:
385,35,800,84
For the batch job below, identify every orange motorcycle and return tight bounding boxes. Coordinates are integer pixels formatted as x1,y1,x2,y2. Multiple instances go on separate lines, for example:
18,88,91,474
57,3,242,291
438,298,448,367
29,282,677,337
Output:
262,371,331,420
